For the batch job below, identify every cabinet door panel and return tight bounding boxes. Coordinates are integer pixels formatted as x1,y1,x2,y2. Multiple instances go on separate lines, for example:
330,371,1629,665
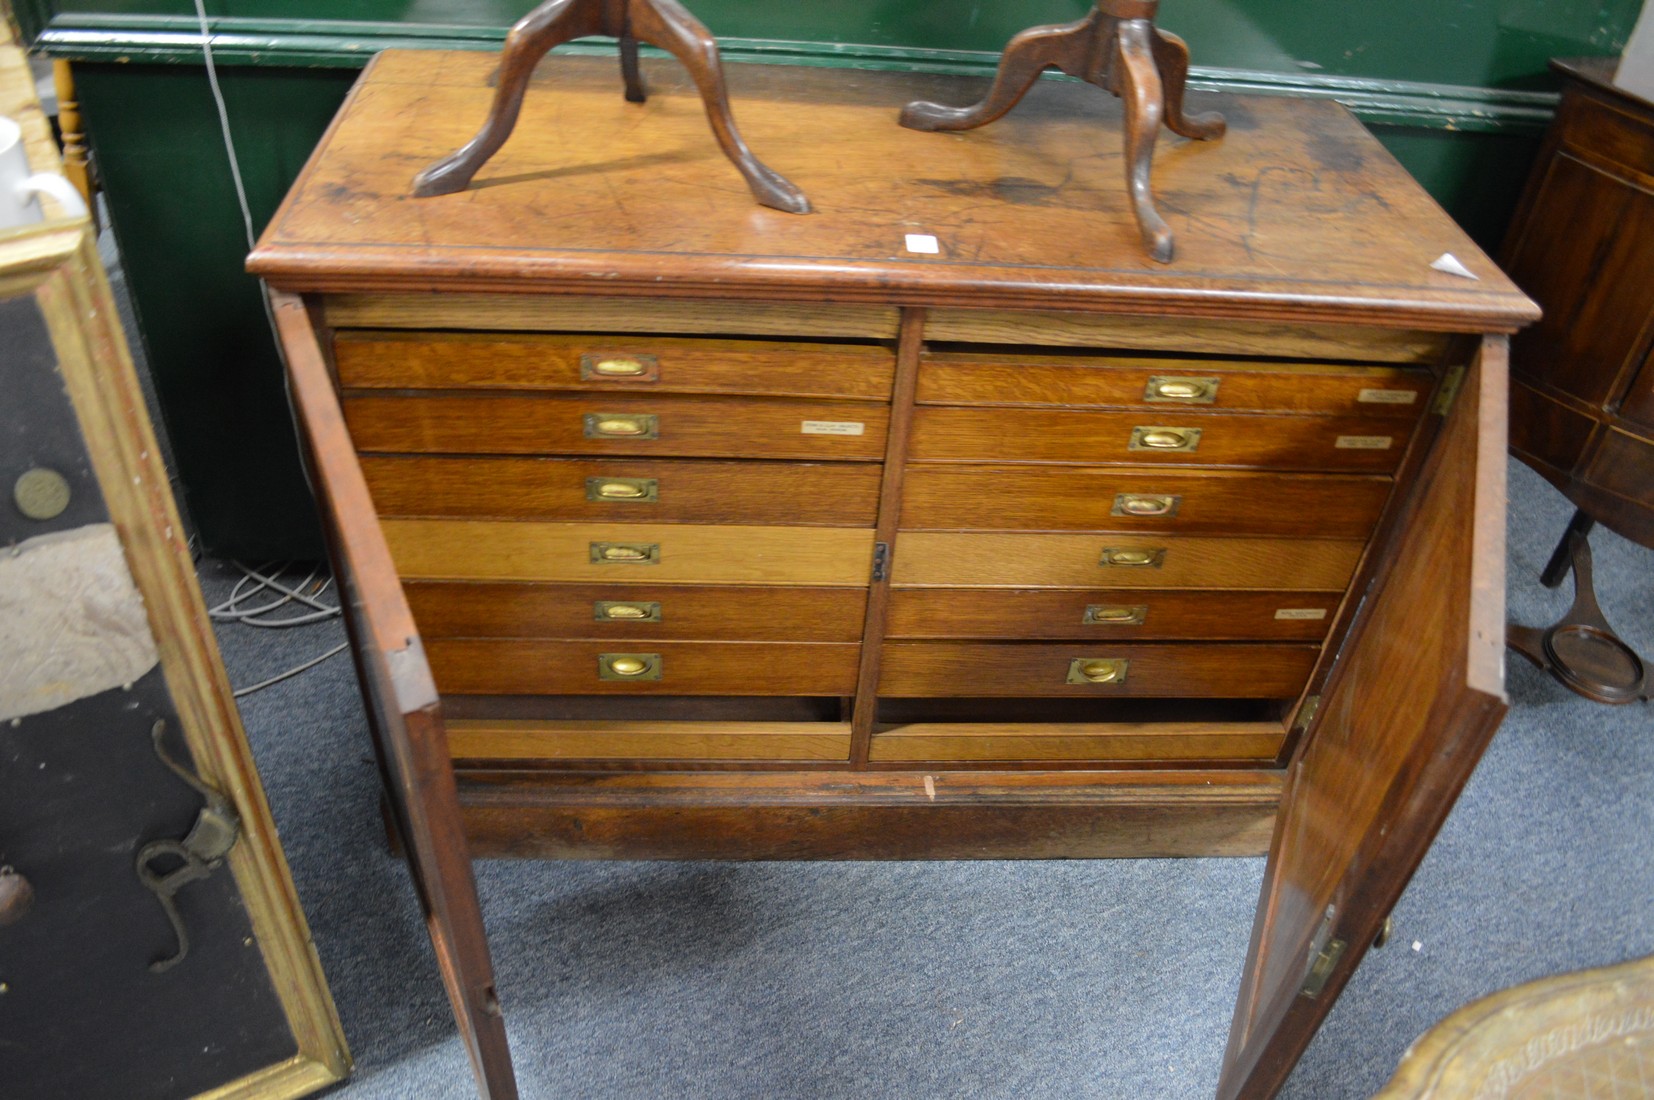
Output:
1218,340,1508,1100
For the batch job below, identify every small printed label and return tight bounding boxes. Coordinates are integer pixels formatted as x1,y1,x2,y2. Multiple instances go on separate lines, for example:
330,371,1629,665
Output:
905,233,940,254
802,420,866,436
1275,608,1329,621
1358,388,1418,405
1335,435,1394,450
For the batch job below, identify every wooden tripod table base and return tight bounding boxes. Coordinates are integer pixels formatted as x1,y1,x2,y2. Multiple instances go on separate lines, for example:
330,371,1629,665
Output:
412,0,810,214
1508,514,1650,705
901,0,1222,263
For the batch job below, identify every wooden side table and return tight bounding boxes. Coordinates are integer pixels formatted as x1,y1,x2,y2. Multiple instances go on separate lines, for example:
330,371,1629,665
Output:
1501,57,1654,703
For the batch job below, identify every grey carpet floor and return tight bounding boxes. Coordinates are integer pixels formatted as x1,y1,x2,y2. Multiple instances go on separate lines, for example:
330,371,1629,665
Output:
205,460,1653,1100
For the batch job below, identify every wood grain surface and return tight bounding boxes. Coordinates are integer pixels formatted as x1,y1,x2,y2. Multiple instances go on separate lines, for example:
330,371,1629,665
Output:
335,331,896,401
427,639,861,696
891,532,1364,589
385,519,875,585
448,719,853,762
362,455,882,526
900,465,1392,537
907,406,1412,472
885,587,1338,641
249,52,1537,333
869,721,1285,763
877,641,1319,698
406,581,868,642
343,392,890,461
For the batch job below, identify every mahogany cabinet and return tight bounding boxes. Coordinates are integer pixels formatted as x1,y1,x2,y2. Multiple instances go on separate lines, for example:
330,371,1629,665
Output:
1503,57,1654,549
250,52,1538,1100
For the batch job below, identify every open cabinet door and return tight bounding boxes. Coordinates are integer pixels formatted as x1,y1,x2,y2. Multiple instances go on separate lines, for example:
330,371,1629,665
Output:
270,292,520,1100
1216,337,1510,1100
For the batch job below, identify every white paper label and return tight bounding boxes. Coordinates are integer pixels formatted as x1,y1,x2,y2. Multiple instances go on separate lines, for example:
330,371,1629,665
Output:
1274,608,1329,621
802,420,866,436
905,233,940,254
1335,435,1394,450
1358,388,1418,405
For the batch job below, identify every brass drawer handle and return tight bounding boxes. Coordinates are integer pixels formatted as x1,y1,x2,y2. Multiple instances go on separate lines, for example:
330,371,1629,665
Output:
595,600,662,622
1144,376,1218,404
1111,493,1180,518
584,413,659,440
1084,604,1147,626
1130,426,1202,452
1100,547,1166,568
581,353,659,381
590,541,660,565
599,652,662,680
1067,657,1129,685
586,477,659,502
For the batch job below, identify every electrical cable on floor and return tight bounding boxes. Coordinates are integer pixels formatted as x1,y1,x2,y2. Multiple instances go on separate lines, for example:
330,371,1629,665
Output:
208,561,347,698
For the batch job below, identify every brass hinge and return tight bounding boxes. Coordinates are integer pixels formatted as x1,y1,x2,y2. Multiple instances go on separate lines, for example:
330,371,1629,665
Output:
872,541,890,583
1292,694,1321,736
1301,937,1348,999
1431,364,1467,416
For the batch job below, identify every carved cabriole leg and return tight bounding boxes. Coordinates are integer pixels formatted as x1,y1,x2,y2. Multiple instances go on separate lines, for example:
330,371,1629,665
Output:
898,9,1103,132
1114,20,1173,263
619,32,646,103
1150,27,1226,140
412,0,600,197
633,0,811,213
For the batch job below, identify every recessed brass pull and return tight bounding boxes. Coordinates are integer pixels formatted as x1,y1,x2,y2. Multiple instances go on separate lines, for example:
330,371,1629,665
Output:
586,477,659,502
1084,604,1147,626
1067,657,1129,685
590,541,660,565
1112,493,1180,518
599,652,662,681
1130,426,1202,452
1144,376,1218,404
584,413,659,440
594,600,662,622
1099,547,1166,568
581,353,659,381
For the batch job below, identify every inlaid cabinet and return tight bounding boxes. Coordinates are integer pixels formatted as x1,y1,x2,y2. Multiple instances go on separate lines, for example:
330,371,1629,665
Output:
251,52,1537,1100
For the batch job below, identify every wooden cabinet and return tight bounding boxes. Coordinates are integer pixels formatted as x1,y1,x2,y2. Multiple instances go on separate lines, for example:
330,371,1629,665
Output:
250,52,1537,1100
1503,56,1654,549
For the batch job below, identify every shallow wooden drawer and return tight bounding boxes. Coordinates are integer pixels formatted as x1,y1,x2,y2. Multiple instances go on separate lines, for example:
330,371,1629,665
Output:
448,718,853,762
901,466,1390,538
334,331,895,400
877,642,1318,698
869,720,1286,763
917,350,1431,416
891,532,1363,590
908,406,1409,471
886,588,1338,641
364,455,881,526
427,639,861,695
407,581,867,642
1556,89,1654,182
343,393,889,461
385,520,876,586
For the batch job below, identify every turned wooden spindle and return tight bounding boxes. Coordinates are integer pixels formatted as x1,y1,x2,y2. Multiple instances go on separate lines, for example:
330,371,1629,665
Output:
413,0,810,214
900,0,1223,263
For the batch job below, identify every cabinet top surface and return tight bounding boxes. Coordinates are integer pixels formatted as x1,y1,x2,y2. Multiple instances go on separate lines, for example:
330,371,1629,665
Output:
249,50,1537,332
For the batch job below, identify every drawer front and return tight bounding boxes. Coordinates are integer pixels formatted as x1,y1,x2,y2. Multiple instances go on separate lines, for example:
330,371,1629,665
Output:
900,466,1390,538
1556,88,1654,183
1583,426,1654,511
427,640,862,695
334,331,896,400
909,406,1408,471
407,581,868,642
869,721,1285,763
385,520,876,585
891,532,1364,590
886,588,1338,641
449,719,854,762
877,642,1319,698
363,455,881,526
917,352,1431,416
343,393,890,461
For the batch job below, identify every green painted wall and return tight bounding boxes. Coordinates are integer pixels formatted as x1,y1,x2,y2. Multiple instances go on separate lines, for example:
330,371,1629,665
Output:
27,1,1648,556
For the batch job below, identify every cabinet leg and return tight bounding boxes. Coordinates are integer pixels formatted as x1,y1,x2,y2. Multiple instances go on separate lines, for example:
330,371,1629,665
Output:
1541,508,1595,589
